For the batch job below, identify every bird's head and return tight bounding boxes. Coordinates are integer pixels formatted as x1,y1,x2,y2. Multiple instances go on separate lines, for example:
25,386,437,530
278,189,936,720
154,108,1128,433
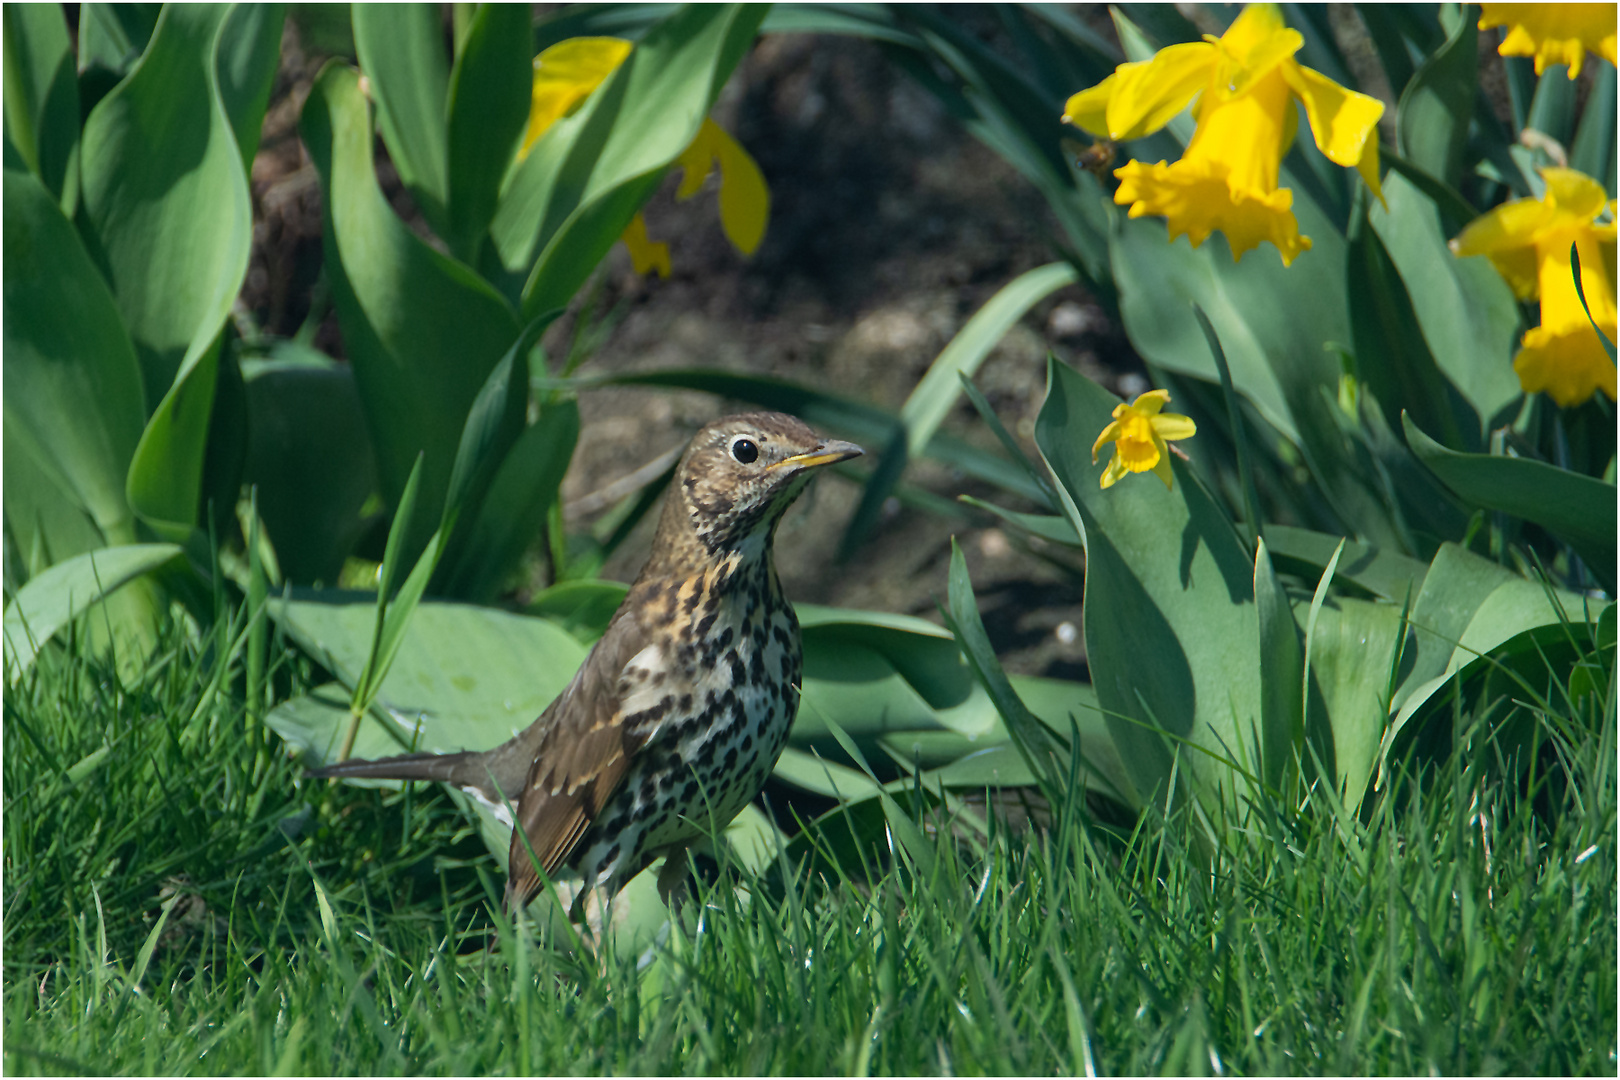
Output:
654,412,863,564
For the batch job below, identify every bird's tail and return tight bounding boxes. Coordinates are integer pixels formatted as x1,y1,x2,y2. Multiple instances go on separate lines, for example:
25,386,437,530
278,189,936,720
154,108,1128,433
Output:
308,750,481,787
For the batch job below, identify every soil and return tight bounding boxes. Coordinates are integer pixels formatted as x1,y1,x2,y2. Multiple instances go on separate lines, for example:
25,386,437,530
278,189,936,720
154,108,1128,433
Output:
240,11,1161,682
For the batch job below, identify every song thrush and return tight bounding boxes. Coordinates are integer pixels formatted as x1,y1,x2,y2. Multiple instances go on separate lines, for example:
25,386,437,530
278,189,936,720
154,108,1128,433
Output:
311,412,862,915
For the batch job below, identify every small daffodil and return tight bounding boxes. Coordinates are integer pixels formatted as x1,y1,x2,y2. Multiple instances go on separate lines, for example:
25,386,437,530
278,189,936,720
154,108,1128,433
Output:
1064,3,1384,266
1092,390,1198,490
1478,3,1618,79
520,37,768,277
1451,167,1617,407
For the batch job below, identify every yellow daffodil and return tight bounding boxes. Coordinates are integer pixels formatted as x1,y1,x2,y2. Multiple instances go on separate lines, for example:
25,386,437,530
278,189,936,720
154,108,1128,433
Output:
1478,3,1618,79
1452,167,1618,407
1092,390,1197,490
673,119,770,256
1063,4,1384,266
518,37,768,278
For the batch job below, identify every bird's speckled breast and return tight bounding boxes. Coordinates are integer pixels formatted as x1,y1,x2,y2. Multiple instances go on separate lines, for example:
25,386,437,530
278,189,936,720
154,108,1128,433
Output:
572,553,800,890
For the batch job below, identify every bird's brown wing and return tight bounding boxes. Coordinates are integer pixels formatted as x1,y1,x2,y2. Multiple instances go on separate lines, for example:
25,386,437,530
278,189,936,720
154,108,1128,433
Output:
504,603,655,910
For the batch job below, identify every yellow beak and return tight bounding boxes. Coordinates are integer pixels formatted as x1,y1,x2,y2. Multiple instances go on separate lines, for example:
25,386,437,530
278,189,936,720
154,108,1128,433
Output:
772,439,864,470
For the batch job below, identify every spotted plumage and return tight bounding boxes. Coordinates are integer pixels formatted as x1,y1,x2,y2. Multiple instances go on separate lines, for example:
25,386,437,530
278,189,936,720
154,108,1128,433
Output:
310,413,862,913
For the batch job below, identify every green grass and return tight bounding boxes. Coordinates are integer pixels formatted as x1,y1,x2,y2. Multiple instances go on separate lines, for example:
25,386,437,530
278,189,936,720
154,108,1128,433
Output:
4,610,1614,1076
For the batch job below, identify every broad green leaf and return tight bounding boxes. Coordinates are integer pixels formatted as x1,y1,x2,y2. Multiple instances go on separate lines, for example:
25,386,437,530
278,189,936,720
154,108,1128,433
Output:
1254,539,1304,789
76,4,159,80
2,165,145,548
1569,62,1616,196
1394,7,1476,188
944,540,1066,796
125,337,223,541
300,60,522,562
3,543,182,683
1262,524,1429,602
445,3,532,263
241,356,378,585
438,398,580,603
1037,357,1261,808
1300,592,1404,812
1368,171,1522,436
269,596,589,759
1390,541,1522,714
1404,416,1617,589
78,3,251,404
1347,198,1472,452
525,578,629,642
215,3,286,169
499,4,767,319
351,3,450,236
2,3,79,202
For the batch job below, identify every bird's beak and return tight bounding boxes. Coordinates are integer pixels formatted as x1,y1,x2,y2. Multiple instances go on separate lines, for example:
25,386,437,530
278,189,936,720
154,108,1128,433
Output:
773,439,864,471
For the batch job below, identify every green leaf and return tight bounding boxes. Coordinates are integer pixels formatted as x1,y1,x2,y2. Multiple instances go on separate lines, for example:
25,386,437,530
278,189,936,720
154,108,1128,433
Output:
1037,357,1261,808
1261,524,1429,602
1367,171,1523,436
241,355,378,585
902,263,1079,458
1253,538,1304,790
351,3,450,236
269,597,589,763
2,3,80,203
437,398,580,603
1569,61,1616,196
125,337,223,541
944,540,1069,800
300,60,522,563
445,3,533,263
1403,416,1617,589
78,3,252,405
2,165,145,549
523,577,628,642
497,4,767,319
1394,7,1476,189
76,4,159,80
3,543,182,683
214,4,286,169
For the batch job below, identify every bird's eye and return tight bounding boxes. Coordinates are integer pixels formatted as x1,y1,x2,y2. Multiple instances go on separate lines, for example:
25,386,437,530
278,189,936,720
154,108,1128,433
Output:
730,437,759,464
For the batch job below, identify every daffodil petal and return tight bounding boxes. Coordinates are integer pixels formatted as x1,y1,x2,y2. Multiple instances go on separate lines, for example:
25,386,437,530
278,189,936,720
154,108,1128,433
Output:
1106,43,1214,140
1541,166,1610,223
1281,60,1385,172
1092,418,1126,462
1099,452,1129,489
1219,3,1289,57
1482,3,1617,78
1063,70,1125,135
1151,412,1198,442
674,122,717,201
707,120,770,255
1151,451,1177,490
1115,158,1312,264
522,37,633,157
1514,323,1619,406
620,213,671,279
1130,389,1172,415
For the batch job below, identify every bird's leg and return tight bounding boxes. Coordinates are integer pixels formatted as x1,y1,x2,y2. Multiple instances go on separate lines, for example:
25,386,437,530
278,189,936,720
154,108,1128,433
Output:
655,842,694,910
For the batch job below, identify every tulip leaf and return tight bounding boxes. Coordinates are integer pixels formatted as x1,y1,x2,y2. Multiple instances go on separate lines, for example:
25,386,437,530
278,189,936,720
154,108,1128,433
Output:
1403,416,1617,590
2,3,80,202
300,60,522,564
445,2,532,263
1395,6,1476,189
1254,538,1305,789
1037,357,1262,808
76,4,159,80
3,543,183,683
214,3,285,168
2,165,145,551
524,578,629,642
1261,525,1429,602
351,3,449,236
241,355,378,585
1367,171,1522,437
78,3,252,404
1299,590,1404,812
1569,62,1616,197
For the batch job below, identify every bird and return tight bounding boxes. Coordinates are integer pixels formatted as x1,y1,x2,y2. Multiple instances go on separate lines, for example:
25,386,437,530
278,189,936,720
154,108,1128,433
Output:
310,412,863,917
